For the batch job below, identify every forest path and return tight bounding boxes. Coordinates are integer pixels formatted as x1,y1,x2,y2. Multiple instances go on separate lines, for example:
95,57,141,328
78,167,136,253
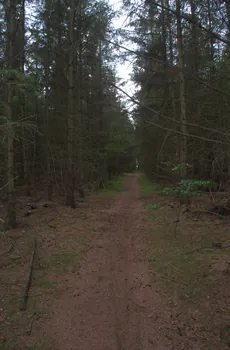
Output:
39,175,177,349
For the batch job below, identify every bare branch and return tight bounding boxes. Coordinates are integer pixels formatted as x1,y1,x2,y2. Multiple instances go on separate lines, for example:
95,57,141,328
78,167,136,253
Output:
151,0,230,45
109,82,230,146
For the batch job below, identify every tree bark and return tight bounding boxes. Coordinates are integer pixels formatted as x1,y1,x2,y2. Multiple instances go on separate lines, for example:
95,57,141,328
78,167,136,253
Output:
77,3,84,198
44,9,52,201
5,0,16,228
20,0,31,196
66,0,76,208
166,0,178,162
207,0,215,76
188,0,198,76
176,0,187,178
225,0,230,191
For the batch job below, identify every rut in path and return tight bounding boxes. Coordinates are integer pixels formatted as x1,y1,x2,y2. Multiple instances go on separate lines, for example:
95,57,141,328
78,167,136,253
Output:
42,175,176,349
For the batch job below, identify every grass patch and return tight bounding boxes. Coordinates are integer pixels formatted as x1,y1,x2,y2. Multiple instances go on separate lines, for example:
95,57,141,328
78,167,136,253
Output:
26,344,54,350
0,201,95,350
145,205,212,300
49,250,82,274
138,173,162,197
9,296,19,306
147,229,209,295
100,174,128,197
74,233,90,245
143,199,230,349
34,275,59,292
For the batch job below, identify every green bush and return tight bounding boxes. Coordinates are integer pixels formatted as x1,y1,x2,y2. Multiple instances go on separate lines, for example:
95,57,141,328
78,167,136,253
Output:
163,179,214,198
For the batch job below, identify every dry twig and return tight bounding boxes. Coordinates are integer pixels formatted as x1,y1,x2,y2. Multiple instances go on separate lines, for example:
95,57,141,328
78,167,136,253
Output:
21,238,36,311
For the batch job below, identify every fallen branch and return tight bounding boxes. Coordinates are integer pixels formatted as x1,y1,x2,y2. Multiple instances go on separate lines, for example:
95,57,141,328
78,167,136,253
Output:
192,210,225,218
2,239,17,256
21,238,36,311
187,246,211,254
159,274,188,286
187,240,230,254
208,188,215,204
174,206,182,235
26,312,36,336
221,244,230,249
7,240,16,254
0,176,19,192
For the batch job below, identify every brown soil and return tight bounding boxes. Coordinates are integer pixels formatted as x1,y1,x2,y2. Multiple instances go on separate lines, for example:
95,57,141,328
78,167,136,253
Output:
34,175,180,349
1,175,230,349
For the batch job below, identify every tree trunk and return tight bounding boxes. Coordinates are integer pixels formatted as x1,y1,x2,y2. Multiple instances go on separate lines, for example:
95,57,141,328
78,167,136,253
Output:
188,0,198,76
20,0,31,196
5,0,16,228
45,14,52,201
77,3,84,198
161,0,167,71
225,0,230,191
207,0,215,77
66,0,76,208
176,0,187,178
166,0,178,161
45,72,52,201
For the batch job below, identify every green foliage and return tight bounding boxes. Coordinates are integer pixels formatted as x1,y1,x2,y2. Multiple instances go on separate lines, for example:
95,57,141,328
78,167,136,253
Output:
0,69,36,92
0,231,8,235
162,161,192,174
146,203,160,211
138,173,162,197
129,0,230,192
101,174,128,197
172,163,192,173
163,179,214,198
50,251,81,274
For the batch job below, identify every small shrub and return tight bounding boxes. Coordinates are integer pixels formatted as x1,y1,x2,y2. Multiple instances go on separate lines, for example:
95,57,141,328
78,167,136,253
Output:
146,203,160,211
138,174,162,196
163,179,213,199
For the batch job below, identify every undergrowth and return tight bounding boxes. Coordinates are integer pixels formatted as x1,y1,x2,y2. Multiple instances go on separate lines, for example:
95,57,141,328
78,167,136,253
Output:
0,207,92,349
49,250,82,274
143,190,230,349
146,214,210,297
100,174,129,197
138,173,162,197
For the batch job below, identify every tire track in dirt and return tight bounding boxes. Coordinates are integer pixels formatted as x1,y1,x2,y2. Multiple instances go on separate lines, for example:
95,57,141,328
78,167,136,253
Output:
39,175,176,349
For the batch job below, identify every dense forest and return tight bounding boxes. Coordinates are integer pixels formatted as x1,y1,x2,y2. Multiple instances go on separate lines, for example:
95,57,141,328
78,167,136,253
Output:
0,0,136,228
124,0,230,186
1,0,230,228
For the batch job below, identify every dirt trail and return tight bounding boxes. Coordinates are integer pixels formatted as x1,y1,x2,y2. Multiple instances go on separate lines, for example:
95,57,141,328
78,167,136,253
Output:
41,175,176,349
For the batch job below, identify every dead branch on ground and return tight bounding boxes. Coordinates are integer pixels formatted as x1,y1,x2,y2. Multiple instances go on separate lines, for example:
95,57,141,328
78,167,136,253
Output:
159,274,188,286
187,240,230,254
21,238,36,311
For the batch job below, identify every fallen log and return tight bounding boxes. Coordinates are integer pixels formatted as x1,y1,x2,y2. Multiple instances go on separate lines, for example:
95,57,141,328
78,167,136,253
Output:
21,238,36,311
